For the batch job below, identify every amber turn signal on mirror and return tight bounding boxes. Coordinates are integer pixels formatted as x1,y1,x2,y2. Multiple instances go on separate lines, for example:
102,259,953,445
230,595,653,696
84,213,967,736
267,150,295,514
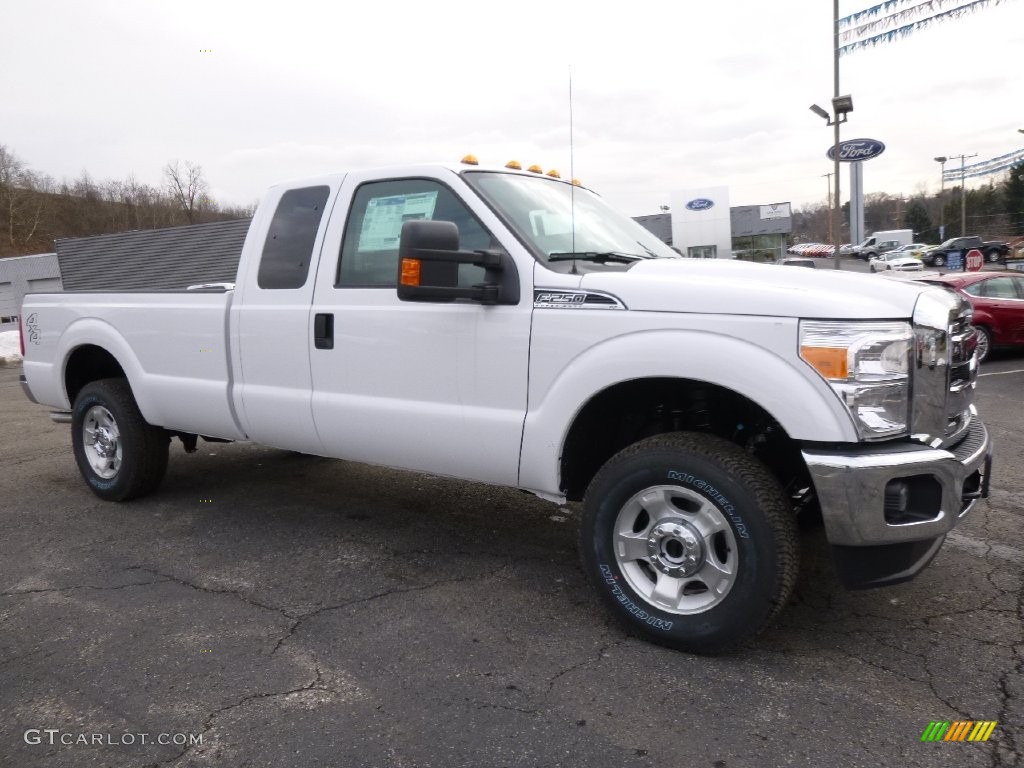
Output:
400,257,421,286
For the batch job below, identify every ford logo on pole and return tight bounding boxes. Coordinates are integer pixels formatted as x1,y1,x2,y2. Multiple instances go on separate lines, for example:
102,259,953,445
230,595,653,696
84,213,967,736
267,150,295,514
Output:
685,198,715,211
827,139,886,162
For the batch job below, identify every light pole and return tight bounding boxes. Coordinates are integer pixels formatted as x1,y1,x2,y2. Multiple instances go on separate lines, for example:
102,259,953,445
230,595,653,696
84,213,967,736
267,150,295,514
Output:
822,172,833,244
934,156,947,241
810,95,853,270
953,153,978,236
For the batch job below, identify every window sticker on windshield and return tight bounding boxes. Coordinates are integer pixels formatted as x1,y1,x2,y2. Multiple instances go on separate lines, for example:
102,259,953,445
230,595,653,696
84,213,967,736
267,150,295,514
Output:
357,191,438,252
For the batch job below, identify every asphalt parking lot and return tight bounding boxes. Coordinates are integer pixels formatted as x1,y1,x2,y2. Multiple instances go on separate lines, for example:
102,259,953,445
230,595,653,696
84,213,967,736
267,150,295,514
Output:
1,355,1022,768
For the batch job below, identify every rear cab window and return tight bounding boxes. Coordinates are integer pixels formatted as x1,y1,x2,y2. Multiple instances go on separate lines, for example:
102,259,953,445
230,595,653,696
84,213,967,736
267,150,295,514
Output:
257,186,331,289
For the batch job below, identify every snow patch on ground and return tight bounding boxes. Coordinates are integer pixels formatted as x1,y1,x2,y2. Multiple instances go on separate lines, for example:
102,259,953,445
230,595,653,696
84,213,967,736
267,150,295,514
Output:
0,330,23,364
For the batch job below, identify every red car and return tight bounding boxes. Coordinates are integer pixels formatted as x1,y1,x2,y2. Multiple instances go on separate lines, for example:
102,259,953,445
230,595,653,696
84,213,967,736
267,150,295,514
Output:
913,272,1024,361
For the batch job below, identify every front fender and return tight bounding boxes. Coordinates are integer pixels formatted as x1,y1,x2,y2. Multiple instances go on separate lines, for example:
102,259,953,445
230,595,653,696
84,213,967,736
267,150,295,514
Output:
518,328,857,497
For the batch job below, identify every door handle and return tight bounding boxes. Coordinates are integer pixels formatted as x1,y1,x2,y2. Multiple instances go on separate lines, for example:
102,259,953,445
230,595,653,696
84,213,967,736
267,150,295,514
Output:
314,313,334,350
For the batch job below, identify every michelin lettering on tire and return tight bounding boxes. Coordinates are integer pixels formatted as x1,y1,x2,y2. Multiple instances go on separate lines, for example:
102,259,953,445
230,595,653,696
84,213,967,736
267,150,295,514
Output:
599,564,674,631
666,469,750,538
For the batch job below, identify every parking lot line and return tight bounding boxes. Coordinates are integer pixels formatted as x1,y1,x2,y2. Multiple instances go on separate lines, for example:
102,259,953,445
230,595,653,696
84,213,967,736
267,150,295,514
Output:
979,368,1024,377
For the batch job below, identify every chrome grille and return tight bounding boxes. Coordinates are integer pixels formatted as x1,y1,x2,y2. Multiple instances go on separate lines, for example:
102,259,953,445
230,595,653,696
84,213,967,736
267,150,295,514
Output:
910,290,976,448
944,303,976,445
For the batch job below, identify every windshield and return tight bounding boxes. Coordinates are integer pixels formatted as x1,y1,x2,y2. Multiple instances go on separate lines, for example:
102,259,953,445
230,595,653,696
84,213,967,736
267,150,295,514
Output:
462,171,680,266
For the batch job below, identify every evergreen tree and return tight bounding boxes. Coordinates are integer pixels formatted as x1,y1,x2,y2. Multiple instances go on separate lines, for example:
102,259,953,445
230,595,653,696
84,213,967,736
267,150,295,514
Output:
1004,161,1024,236
903,200,932,241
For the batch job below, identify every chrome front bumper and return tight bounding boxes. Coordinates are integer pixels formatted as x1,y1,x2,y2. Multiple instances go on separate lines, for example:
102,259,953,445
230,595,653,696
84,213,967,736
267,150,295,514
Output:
802,418,991,548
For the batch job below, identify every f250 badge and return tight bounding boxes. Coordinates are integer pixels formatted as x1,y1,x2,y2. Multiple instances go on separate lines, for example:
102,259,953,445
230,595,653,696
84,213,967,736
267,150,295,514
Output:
534,291,586,307
25,313,40,345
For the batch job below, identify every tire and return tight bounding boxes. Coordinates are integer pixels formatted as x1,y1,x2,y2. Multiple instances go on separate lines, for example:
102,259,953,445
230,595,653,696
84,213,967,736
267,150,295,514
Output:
933,254,945,267
870,264,876,273
973,325,991,363
71,378,169,501
986,250,1000,264
580,432,799,654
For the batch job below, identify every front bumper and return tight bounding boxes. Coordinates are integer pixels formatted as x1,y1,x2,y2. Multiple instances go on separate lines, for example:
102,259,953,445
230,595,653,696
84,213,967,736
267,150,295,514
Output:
802,419,992,588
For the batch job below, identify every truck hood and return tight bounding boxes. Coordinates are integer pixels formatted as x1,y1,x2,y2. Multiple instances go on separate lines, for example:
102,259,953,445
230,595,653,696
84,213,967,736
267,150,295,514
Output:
577,258,927,319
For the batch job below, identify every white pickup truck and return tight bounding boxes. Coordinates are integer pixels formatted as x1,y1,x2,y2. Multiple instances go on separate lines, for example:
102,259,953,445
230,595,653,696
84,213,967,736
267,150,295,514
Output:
19,161,992,652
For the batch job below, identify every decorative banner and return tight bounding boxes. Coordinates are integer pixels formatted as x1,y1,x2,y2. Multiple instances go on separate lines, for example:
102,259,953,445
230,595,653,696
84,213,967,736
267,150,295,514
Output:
838,0,1012,55
943,148,1024,181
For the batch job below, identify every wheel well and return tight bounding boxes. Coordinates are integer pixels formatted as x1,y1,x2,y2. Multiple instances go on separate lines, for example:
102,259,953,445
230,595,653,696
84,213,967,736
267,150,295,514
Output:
65,345,126,405
560,378,814,508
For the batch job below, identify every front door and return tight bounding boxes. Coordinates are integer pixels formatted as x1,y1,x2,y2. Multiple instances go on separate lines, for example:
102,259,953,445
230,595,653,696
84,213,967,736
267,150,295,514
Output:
308,171,533,486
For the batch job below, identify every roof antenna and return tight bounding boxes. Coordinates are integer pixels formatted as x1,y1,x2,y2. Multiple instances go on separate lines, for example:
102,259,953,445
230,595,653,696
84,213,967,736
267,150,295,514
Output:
569,66,577,275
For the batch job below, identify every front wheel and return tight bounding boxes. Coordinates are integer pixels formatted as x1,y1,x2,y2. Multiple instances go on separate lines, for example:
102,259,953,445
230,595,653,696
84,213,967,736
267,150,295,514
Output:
933,254,945,267
973,325,992,363
580,432,799,653
71,378,169,501
986,250,1000,264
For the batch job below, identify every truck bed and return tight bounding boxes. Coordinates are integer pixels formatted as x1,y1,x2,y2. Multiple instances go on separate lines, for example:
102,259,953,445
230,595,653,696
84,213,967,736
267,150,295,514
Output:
21,290,245,440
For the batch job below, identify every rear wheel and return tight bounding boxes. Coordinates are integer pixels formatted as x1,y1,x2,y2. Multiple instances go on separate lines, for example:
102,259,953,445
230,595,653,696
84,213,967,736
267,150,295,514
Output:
71,378,169,501
580,432,799,653
986,249,1001,264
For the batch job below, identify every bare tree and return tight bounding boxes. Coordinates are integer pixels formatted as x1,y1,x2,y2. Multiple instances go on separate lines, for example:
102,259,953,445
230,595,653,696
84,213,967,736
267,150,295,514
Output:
163,159,209,224
0,144,47,252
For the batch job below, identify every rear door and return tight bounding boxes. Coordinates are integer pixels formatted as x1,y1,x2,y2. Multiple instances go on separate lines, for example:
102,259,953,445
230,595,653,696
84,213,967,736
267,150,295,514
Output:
232,180,340,452
307,169,533,485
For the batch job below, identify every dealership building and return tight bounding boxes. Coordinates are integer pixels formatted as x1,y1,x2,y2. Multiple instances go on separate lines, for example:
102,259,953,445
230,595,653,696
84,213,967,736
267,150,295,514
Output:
634,187,792,262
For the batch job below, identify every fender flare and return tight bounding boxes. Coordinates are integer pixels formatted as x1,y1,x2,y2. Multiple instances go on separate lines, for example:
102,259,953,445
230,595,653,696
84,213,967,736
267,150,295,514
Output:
54,318,161,423
518,329,857,497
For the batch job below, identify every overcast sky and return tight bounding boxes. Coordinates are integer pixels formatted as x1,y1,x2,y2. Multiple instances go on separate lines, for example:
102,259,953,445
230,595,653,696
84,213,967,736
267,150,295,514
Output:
2,0,1022,216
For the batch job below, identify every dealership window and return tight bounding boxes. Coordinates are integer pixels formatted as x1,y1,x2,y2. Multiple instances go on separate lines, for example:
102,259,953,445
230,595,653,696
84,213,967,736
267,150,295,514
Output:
687,245,717,259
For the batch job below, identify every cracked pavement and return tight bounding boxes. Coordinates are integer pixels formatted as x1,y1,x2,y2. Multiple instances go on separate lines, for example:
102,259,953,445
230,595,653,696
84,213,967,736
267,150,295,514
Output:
1,356,1021,767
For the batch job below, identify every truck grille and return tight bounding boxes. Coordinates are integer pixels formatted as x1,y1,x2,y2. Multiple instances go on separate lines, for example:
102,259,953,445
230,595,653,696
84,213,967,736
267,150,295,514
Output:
910,291,977,449
944,306,976,445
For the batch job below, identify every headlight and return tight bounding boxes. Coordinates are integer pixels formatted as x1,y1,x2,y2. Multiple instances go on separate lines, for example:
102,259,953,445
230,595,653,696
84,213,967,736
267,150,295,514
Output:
800,320,913,440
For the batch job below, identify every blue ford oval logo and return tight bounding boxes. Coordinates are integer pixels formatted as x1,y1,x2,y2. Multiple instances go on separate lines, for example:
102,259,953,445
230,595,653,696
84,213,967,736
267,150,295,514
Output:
827,138,886,162
685,198,715,211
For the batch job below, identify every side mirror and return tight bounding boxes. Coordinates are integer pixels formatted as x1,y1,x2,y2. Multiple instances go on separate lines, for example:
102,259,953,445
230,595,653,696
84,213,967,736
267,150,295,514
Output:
396,220,519,305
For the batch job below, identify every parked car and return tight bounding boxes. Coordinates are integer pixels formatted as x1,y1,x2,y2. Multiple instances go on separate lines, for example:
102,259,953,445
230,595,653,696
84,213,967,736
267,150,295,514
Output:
911,272,1024,361
920,236,1010,267
776,257,816,268
869,252,924,273
887,243,929,259
849,230,914,260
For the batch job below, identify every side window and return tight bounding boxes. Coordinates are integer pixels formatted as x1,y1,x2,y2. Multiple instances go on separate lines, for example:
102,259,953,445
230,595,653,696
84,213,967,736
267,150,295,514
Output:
979,277,1018,298
337,179,498,287
257,186,331,289
964,282,984,296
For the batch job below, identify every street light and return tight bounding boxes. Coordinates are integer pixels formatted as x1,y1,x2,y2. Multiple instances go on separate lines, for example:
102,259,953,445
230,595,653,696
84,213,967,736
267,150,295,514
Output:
934,156,947,241
809,94,853,270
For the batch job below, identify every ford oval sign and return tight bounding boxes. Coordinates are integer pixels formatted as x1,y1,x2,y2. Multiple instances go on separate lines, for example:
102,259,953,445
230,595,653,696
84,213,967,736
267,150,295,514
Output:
827,138,886,162
685,198,715,211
